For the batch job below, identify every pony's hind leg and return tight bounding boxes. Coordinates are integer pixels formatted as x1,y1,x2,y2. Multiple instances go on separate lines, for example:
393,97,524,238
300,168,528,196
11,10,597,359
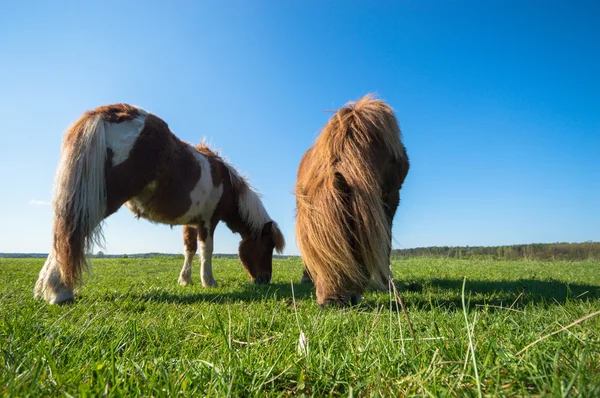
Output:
34,251,75,304
179,226,198,285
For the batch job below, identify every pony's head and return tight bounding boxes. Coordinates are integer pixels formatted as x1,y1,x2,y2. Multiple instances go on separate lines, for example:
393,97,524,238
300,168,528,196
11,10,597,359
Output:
238,221,285,284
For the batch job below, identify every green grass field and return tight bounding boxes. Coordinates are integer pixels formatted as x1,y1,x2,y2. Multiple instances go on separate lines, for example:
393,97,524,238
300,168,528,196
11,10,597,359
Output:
1,256,599,396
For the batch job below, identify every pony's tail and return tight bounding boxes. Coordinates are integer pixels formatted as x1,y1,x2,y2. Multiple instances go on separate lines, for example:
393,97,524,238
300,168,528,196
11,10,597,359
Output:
297,94,401,292
52,113,108,286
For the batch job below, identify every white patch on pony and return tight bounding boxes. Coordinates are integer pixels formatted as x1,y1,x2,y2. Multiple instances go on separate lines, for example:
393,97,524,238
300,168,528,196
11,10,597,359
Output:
124,180,159,220
200,233,217,287
178,248,195,286
222,163,271,234
104,110,148,166
124,148,223,226
34,252,75,304
238,184,271,234
175,150,223,224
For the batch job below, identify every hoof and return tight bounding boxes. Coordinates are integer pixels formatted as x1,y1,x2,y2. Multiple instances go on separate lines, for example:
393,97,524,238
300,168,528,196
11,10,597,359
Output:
33,280,44,299
49,295,75,305
349,293,361,306
46,289,75,305
253,276,271,285
202,279,218,288
179,278,193,286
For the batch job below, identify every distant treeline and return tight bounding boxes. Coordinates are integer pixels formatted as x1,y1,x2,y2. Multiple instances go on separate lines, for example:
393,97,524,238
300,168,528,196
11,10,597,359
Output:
392,242,600,261
3,243,598,261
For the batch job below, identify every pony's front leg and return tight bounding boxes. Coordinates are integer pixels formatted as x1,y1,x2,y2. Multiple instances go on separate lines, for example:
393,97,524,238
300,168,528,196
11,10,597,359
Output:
300,267,313,284
200,233,218,287
34,251,75,304
179,226,197,286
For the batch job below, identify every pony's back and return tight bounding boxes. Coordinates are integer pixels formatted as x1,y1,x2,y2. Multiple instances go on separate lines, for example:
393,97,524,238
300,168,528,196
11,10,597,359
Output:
296,94,409,305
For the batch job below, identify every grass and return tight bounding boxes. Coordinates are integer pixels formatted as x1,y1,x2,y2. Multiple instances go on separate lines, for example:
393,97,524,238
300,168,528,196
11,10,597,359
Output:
1,256,599,396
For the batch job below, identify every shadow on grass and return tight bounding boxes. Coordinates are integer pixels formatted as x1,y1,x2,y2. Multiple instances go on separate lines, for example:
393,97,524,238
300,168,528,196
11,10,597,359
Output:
385,278,600,312
105,282,317,305
91,278,600,310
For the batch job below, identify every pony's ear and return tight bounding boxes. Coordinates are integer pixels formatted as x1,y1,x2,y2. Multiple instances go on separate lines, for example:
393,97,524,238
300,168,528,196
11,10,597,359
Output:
261,221,273,237
262,221,285,254
271,222,286,254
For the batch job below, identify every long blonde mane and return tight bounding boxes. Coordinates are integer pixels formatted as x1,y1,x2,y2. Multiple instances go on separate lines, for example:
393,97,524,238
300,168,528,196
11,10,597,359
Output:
296,94,406,292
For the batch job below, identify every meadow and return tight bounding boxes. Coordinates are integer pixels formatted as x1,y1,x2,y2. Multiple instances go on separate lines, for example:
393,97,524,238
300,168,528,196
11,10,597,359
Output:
1,256,599,396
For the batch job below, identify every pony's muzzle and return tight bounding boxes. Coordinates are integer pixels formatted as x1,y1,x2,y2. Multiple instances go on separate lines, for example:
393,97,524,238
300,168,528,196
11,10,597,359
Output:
254,274,271,285
317,293,361,308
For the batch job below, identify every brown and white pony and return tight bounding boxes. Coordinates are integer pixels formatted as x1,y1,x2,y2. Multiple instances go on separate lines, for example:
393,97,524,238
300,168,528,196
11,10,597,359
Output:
295,94,409,307
34,104,285,304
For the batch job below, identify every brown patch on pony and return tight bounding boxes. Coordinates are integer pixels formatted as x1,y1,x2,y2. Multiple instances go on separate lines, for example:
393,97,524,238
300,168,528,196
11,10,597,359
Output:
270,221,285,254
138,116,202,220
192,143,253,236
195,143,226,188
183,225,198,252
97,104,140,123
107,114,202,220
295,94,409,305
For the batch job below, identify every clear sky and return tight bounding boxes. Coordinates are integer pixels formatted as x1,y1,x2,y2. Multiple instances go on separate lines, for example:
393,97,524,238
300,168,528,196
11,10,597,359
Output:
0,1,598,255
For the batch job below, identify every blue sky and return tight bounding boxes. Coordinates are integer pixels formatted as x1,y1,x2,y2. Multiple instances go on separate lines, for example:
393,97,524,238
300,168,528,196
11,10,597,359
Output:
0,1,598,255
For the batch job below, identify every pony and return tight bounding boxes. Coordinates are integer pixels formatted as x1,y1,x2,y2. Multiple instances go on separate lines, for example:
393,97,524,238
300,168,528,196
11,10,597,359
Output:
34,104,285,304
295,94,409,307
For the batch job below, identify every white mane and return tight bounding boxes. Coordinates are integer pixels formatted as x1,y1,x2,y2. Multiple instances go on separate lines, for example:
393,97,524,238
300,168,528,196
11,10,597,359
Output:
223,163,271,234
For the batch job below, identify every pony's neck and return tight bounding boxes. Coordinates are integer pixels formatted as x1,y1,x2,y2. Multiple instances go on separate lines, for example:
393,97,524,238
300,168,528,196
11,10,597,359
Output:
235,184,271,238
218,164,271,238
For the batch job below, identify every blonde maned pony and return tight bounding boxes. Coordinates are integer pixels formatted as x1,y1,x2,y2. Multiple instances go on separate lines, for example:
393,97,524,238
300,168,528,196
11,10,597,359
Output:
295,94,409,306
